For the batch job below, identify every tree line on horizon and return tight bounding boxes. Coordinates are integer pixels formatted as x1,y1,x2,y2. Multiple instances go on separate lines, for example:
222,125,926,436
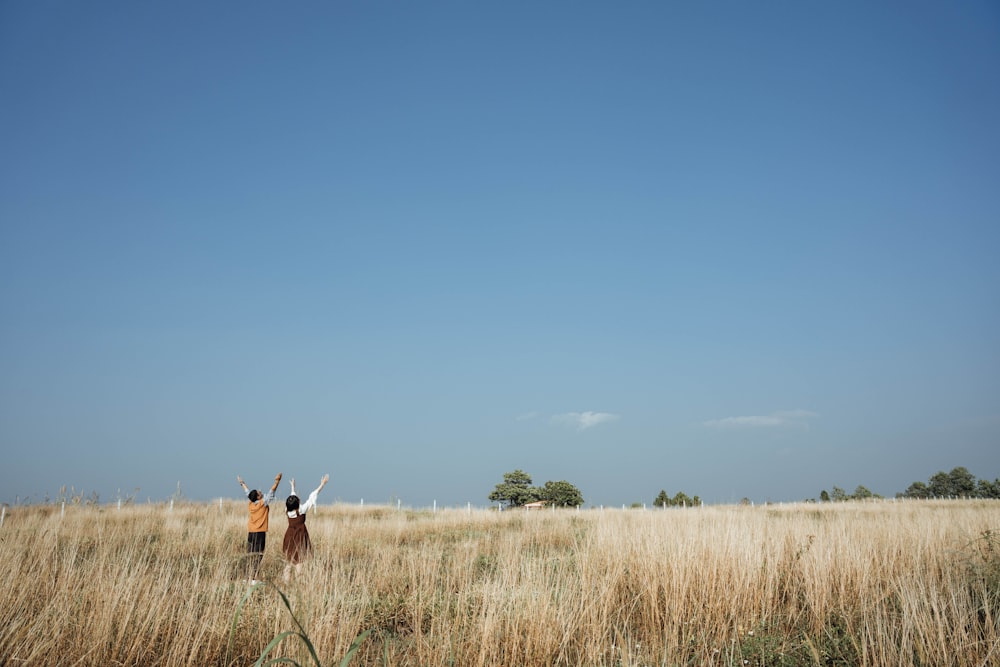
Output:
490,465,999,511
896,466,1000,499
653,489,701,507
488,470,708,509
818,466,1000,502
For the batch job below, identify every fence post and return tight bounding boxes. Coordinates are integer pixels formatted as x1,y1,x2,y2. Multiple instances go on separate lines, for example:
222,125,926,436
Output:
1,506,5,528
61,501,65,519
433,500,437,514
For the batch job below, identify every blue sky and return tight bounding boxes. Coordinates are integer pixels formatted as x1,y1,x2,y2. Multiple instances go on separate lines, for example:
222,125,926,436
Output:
2,1,998,507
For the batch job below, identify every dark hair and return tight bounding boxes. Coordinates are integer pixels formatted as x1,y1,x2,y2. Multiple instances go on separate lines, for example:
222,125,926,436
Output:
248,489,260,502
285,495,300,512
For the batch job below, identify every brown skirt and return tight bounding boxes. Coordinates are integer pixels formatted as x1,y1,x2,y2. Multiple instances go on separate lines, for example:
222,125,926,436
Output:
283,513,311,564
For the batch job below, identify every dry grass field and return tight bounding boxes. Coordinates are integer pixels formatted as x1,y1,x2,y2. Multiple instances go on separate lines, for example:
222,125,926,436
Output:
0,499,997,666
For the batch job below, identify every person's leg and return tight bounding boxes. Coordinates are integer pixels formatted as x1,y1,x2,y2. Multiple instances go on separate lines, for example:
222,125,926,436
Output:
247,532,266,581
246,533,255,579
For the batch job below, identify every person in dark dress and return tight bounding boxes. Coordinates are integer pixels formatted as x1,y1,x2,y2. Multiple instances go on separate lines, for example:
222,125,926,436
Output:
282,474,329,581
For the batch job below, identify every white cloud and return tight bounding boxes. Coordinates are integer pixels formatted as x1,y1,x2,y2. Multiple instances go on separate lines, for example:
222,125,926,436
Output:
551,411,621,431
703,410,818,429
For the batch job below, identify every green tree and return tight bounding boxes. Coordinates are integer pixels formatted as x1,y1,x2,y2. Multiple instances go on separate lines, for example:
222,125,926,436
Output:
831,486,847,502
851,485,874,500
928,471,951,497
652,489,702,507
671,491,693,507
901,481,930,499
538,480,584,507
947,466,976,497
977,478,1000,499
488,470,538,508
819,489,830,502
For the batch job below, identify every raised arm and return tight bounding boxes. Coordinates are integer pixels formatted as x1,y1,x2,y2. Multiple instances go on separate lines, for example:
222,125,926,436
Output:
270,472,283,494
237,475,249,493
316,474,330,495
299,474,330,514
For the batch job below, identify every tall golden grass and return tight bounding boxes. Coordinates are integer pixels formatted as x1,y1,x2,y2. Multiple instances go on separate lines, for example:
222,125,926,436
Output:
0,499,997,666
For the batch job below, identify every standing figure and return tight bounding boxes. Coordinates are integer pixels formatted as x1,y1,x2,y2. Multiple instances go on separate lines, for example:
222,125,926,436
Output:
283,474,329,581
237,472,282,583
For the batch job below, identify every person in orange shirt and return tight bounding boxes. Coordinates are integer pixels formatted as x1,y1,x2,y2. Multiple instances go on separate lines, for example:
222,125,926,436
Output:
237,471,282,583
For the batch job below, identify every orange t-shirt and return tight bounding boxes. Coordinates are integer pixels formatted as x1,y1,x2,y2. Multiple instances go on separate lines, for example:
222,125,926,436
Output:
247,499,270,533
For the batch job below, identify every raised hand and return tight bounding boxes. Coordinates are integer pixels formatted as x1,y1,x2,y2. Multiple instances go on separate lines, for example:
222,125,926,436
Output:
270,473,283,492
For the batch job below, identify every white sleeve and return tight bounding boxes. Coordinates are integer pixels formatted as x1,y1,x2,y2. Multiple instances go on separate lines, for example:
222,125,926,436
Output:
299,487,321,514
